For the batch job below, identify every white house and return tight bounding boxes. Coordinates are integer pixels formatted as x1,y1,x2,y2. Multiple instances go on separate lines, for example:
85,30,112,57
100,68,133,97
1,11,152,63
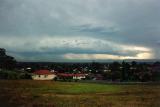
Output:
73,74,86,80
32,70,56,80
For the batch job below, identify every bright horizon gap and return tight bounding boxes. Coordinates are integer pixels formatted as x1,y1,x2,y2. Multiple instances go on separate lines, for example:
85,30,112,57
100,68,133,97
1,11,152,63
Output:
63,52,153,60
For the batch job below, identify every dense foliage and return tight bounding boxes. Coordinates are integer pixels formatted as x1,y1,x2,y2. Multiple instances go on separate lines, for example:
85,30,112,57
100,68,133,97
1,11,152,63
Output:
0,48,16,70
0,70,31,79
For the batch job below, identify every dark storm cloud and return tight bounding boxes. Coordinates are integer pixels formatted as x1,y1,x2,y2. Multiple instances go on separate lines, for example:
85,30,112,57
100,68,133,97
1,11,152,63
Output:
0,0,160,61
72,24,119,37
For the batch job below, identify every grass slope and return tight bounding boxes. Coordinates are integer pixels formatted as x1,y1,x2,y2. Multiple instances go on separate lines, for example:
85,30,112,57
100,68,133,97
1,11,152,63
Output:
0,80,159,107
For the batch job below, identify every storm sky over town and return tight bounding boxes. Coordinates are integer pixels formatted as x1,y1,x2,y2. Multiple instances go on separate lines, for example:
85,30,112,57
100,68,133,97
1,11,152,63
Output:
0,0,160,61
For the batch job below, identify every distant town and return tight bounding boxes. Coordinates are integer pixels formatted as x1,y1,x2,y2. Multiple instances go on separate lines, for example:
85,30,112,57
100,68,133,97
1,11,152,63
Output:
0,48,160,82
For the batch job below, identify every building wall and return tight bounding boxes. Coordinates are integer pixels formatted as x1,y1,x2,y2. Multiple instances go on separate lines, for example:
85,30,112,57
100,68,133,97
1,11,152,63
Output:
32,74,56,80
73,76,85,80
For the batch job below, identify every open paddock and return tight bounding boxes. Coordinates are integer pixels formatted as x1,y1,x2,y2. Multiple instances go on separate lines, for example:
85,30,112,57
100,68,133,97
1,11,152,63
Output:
0,80,159,107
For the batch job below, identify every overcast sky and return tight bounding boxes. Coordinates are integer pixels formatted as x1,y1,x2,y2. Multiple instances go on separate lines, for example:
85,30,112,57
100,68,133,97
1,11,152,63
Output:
0,0,160,62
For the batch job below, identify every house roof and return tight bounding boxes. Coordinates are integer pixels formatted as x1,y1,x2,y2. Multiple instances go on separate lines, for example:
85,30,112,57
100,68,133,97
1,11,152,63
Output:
57,73,86,77
33,70,54,75
57,73,74,77
74,74,86,77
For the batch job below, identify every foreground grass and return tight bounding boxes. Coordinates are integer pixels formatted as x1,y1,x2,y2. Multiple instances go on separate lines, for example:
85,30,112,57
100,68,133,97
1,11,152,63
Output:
0,80,159,107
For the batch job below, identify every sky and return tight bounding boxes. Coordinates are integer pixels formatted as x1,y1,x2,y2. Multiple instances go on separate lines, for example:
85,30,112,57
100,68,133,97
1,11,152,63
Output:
0,0,160,62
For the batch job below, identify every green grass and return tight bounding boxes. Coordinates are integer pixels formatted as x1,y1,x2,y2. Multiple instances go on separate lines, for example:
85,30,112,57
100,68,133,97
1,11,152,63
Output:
0,80,159,107
32,82,121,94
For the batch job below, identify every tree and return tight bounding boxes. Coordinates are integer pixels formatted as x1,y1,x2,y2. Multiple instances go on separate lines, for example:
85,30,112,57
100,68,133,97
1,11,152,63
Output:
110,62,121,81
0,48,6,56
121,61,131,81
0,48,17,70
135,63,152,82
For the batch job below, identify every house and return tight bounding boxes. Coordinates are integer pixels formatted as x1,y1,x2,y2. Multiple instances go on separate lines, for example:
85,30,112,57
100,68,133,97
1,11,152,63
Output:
32,70,56,80
152,64,160,73
93,74,104,80
57,73,74,80
152,64,160,81
57,73,86,80
73,74,86,80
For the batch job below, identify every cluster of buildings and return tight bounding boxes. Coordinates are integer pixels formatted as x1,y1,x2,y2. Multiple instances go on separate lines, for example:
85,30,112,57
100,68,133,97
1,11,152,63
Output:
32,69,87,81
25,62,160,81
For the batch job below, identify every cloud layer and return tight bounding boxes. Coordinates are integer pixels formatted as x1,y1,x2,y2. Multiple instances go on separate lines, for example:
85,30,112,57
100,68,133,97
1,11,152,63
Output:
0,0,159,61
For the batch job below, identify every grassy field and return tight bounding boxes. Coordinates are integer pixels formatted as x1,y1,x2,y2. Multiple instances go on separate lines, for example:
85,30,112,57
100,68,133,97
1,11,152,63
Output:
0,80,159,107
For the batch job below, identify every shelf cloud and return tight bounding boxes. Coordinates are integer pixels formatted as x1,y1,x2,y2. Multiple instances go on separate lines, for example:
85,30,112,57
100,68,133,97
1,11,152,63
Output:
0,0,159,61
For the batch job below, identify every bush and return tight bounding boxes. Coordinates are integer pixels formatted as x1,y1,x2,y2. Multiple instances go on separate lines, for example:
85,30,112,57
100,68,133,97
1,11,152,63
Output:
0,70,31,79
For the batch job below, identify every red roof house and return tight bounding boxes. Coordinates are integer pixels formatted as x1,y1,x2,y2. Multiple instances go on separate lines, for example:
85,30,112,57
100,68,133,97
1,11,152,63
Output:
57,73,86,80
33,70,54,75
32,70,56,80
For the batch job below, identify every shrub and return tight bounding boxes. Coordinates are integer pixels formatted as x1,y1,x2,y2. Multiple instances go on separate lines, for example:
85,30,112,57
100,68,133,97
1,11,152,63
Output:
0,70,31,79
